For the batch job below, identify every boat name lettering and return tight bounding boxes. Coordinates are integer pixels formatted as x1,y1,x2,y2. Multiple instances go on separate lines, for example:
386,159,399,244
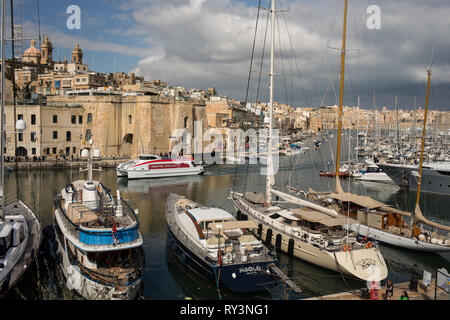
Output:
355,258,376,270
239,266,262,273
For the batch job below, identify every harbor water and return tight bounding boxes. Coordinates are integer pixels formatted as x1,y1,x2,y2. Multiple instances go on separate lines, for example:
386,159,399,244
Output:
3,134,450,300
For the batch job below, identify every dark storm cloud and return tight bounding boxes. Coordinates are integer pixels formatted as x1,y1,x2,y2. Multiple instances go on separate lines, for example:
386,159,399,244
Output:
127,0,450,110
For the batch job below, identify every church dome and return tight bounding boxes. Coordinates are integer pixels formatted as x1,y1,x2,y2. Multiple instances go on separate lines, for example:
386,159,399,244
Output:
24,39,41,56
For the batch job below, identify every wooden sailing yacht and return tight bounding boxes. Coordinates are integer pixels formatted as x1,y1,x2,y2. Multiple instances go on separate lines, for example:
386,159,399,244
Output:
0,0,42,297
230,0,388,282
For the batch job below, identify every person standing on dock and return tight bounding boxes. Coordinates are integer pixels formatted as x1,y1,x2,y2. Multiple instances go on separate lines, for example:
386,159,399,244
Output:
385,280,393,300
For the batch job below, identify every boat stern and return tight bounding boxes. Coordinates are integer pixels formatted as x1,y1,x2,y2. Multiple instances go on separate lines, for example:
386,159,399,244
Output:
334,247,388,281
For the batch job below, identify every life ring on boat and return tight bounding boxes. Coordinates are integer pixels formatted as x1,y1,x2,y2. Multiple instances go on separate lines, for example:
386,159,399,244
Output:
365,241,372,249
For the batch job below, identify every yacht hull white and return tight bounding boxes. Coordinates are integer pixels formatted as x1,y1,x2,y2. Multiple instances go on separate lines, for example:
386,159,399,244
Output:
344,224,450,252
0,200,42,297
117,155,204,179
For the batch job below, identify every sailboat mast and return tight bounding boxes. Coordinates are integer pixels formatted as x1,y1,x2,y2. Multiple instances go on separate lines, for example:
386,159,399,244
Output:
335,1,348,171
335,0,348,188
414,68,432,210
265,0,275,205
0,0,5,219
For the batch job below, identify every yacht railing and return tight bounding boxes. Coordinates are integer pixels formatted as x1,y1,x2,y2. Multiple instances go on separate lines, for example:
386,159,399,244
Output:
53,196,141,249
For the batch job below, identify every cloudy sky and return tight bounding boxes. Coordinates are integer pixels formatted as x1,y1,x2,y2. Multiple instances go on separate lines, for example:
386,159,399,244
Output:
9,0,450,110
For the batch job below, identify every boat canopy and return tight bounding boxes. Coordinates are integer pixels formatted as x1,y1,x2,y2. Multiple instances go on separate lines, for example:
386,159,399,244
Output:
328,192,384,210
328,192,412,217
209,220,257,232
187,207,233,223
290,207,358,226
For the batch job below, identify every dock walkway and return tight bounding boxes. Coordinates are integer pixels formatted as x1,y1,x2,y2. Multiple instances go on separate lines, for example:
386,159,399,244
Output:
305,281,449,300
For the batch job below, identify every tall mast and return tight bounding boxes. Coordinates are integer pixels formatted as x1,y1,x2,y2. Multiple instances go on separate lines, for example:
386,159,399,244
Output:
335,0,348,193
413,68,431,219
355,96,359,160
265,0,275,205
0,0,5,220
395,95,400,158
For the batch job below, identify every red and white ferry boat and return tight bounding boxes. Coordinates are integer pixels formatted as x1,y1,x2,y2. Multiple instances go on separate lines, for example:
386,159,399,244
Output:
116,154,204,179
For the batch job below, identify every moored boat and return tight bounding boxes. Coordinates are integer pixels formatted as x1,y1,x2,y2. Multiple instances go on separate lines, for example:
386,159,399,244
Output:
52,144,144,300
231,191,388,281
117,154,204,179
165,193,276,293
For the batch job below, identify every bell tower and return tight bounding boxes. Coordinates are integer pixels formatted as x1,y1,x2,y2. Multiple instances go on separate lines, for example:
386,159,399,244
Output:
71,43,83,64
40,36,53,65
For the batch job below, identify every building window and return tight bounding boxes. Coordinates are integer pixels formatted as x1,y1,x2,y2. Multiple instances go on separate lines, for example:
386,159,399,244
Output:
31,114,36,125
184,116,188,128
87,113,92,123
128,115,132,124
65,147,70,156
73,147,76,154
78,115,83,124
18,133,23,141
32,148,36,155
71,115,76,124
31,132,37,142
66,131,71,142
53,115,58,123
52,147,57,154
85,129,91,141
53,131,58,139
18,114,23,120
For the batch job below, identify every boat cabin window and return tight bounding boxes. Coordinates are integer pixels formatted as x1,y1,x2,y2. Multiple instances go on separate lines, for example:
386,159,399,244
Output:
366,166,380,173
139,155,158,160
87,247,143,269
269,213,281,220
283,219,300,227
0,236,11,258
0,230,13,258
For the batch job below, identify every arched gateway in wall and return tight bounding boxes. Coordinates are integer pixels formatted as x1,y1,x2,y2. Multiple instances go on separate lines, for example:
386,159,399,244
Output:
121,133,133,157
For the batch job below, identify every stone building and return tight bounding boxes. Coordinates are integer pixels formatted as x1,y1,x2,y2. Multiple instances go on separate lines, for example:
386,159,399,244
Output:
206,99,260,130
45,95,207,159
4,103,83,158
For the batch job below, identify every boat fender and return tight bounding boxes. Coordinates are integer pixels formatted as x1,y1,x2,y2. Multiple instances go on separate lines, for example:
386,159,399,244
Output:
431,238,438,245
343,244,347,252
365,241,372,249
418,234,426,241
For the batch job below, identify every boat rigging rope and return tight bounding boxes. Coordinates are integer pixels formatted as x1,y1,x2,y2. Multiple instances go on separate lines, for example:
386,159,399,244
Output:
232,0,264,194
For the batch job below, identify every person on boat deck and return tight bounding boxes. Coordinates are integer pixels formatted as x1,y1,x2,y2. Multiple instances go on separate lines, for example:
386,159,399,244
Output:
399,291,409,300
385,280,393,300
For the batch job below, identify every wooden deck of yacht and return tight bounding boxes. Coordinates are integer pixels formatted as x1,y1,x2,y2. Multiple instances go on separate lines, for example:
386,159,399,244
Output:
305,280,449,300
